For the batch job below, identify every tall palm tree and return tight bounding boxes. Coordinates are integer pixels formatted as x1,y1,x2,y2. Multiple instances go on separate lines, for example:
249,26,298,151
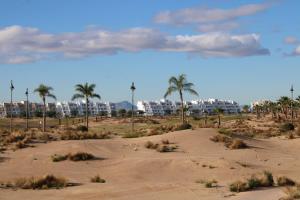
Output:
72,83,101,130
214,108,224,128
34,84,56,132
164,74,198,124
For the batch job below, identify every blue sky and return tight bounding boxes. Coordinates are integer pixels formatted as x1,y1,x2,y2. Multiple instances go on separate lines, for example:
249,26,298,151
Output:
0,0,300,104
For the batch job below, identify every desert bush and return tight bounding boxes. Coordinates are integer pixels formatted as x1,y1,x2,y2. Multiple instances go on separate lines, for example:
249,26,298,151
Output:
210,134,231,143
229,181,248,192
76,125,88,132
90,175,106,183
227,139,248,149
4,131,27,144
280,123,295,132
174,123,192,131
287,133,295,139
277,176,296,186
280,186,300,200
230,171,274,192
196,179,218,188
14,140,28,149
68,152,95,161
144,141,159,149
14,174,67,189
218,128,233,136
51,154,68,162
156,145,176,153
161,139,170,144
61,131,111,140
51,152,95,162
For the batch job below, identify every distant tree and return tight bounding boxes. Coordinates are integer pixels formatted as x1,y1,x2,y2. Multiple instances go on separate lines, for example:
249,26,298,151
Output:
242,105,250,113
71,109,79,117
277,96,291,119
126,110,133,118
34,110,43,118
72,83,101,131
111,110,117,117
164,74,198,124
34,84,56,132
214,108,224,128
118,109,127,118
46,110,57,118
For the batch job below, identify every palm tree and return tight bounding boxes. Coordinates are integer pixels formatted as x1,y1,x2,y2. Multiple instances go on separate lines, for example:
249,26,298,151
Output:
72,83,101,131
278,96,291,120
34,84,56,132
242,105,250,113
164,74,198,124
214,108,224,128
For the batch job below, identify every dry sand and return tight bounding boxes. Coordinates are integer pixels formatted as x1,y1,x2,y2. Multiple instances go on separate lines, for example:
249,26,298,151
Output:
1,128,298,200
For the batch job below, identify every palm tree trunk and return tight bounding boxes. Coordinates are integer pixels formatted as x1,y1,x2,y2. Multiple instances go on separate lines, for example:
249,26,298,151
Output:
43,97,46,132
86,97,89,130
218,114,221,128
179,90,184,124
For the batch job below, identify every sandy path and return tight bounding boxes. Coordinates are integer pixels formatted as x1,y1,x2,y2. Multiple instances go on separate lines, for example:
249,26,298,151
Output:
0,128,298,200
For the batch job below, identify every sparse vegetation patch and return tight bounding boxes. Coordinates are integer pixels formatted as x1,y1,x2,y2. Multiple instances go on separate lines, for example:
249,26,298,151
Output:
90,175,106,183
0,174,68,190
51,152,96,162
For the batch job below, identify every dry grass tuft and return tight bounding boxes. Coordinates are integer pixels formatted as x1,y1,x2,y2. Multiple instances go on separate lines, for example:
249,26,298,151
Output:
280,186,300,200
196,179,218,188
61,131,111,140
51,152,95,162
90,175,106,183
277,176,296,186
227,139,248,149
0,175,68,189
144,140,177,153
229,171,274,193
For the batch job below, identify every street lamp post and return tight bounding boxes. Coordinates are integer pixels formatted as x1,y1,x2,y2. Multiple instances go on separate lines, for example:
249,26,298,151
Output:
10,80,14,133
290,85,294,123
25,88,29,130
130,82,136,134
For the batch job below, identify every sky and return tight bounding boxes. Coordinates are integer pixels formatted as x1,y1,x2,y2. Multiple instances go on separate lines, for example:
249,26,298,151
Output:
0,0,300,105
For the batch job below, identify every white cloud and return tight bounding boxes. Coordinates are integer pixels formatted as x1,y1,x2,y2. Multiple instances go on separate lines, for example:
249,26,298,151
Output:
0,25,269,64
197,22,239,33
284,36,299,45
154,3,270,25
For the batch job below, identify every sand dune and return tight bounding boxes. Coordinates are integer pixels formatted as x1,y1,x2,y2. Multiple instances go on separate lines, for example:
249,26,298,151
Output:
0,128,299,200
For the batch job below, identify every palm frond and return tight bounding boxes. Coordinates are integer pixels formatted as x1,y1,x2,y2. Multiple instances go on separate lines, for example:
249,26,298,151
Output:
47,93,57,100
164,86,178,98
72,93,84,100
91,93,101,100
184,88,199,96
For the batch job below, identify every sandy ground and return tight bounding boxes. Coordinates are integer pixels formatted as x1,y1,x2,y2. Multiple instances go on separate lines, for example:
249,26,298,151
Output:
1,128,298,200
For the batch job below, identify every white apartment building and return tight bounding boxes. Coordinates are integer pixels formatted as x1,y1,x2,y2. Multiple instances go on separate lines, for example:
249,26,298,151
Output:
137,99,240,116
105,102,117,117
137,100,165,116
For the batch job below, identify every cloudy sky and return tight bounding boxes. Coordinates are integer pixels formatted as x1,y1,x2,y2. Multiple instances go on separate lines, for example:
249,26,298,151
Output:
0,0,299,104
